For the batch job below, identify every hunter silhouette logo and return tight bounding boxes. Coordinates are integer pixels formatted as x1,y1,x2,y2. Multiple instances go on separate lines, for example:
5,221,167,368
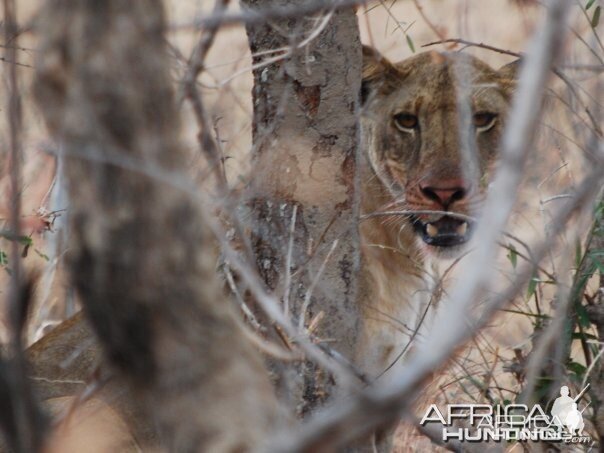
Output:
551,385,586,436
420,384,592,444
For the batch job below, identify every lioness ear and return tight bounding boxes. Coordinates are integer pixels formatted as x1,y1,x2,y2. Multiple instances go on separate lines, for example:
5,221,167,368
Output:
498,58,522,97
361,45,402,105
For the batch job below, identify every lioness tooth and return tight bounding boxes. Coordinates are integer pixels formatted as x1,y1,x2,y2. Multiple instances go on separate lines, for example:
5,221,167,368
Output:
426,223,438,237
457,222,468,236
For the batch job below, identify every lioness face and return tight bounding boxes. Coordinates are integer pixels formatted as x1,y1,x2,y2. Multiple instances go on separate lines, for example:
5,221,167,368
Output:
361,47,517,257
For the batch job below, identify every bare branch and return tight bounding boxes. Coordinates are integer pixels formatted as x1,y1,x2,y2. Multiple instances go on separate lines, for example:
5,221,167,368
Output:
182,0,230,191
422,38,522,58
172,0,366,31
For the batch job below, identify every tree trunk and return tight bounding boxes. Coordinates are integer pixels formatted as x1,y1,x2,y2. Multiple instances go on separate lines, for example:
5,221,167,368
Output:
241,0,362,414
32,0,282,450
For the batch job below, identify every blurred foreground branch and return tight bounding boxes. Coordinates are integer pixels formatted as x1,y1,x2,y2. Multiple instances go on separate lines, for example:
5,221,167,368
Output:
32,0,282,450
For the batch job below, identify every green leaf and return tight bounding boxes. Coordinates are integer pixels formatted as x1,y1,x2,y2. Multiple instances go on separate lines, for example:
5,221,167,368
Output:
507,244,518,269
574,261,598,298
572,332,598,341
576,304,592,328
593,6,601,28
586,0,596,10
567,361,587,378
34,249,50,262
500,308,549,319
527,272,539,299
406,34,416,53
0,230,33,245
0,251,7,266
575,238,583,268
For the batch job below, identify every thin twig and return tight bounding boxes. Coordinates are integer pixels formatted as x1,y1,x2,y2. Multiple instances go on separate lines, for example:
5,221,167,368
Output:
561,63,604,72
0,56,31,68
182,0,230,191
412,0,452,49
422,38,522,57
203,9,335,89
283,205,298,319
299,240,339,331
223,265,263,331
171,0,366,31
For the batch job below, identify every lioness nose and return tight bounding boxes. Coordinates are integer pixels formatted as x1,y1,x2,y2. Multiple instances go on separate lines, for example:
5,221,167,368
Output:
419,179,468,208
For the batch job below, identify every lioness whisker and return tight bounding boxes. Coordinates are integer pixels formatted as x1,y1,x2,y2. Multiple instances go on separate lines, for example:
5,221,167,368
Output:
361,210,476,222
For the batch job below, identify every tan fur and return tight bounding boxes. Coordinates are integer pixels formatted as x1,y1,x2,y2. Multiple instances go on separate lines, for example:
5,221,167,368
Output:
355,46,517,379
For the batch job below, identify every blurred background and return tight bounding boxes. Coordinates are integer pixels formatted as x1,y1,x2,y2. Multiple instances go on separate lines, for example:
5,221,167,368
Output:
0,0,602,450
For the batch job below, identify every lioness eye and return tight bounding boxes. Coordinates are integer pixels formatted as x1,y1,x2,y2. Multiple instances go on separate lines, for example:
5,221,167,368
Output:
473,112,497,130
393,113,418,131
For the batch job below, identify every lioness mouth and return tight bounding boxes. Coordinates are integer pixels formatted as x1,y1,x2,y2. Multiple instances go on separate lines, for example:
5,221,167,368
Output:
411,215,473,248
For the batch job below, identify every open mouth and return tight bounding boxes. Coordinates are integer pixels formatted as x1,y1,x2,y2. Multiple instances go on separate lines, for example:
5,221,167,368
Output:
411,215,474,248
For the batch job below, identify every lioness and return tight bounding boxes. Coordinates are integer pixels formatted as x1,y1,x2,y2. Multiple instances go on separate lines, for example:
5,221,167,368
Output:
356,46,517,378
25,44,518,452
